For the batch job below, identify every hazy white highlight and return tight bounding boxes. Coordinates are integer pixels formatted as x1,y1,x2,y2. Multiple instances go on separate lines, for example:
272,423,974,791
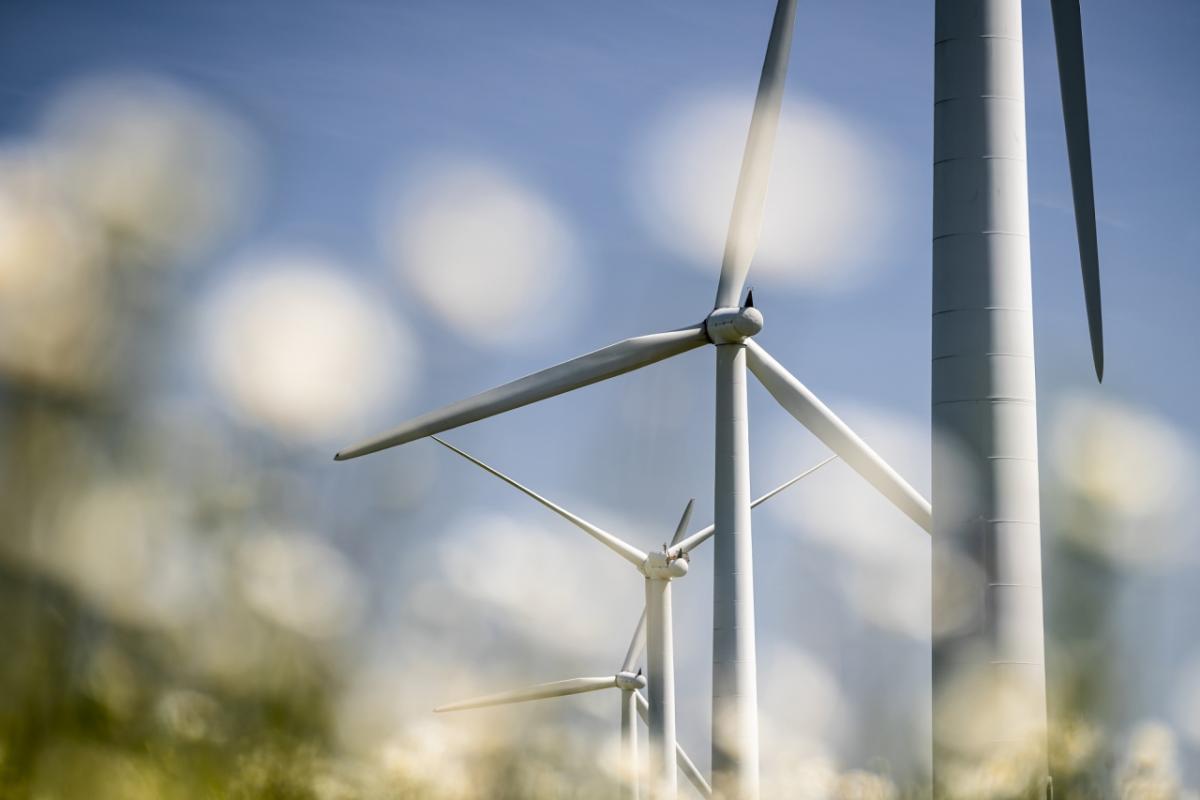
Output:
201,250,410,443
380,158,585,351
632,92,896,292
764,404,933,640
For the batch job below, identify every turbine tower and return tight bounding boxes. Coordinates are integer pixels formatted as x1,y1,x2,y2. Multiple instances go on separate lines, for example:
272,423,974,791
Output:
931,0,1104,795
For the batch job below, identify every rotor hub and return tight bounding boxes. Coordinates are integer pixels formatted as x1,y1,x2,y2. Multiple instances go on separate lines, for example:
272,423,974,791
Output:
705,305,764,344
615,670,647,691
643,548,689,580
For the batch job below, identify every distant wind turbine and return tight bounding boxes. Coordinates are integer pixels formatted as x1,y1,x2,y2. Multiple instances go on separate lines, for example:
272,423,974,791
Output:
336,1,931,794
435,633,713,799
434,597,709,799
429,436,834,798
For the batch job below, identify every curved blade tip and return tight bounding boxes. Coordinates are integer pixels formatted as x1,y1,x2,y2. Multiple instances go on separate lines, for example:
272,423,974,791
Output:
1088,313,1104,383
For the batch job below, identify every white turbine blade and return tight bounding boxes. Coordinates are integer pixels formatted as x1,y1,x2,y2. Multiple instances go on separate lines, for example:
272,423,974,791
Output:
674,524,716,556
748,454,838,508
745,340,932,533
713,0,799,310
621,607,648,673
673,455,837,555
431,436,648,568
636,690,713,798
336,325,708,460
676,742,714,799
435,676,617,712
670,499,695,547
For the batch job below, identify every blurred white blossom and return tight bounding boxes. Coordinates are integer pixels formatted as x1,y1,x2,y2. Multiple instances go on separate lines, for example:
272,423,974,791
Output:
47,477,214,629
0,147,111,392
632,92,897,292
1116,721,1191,800
236,529,365,639
378,158,585,351
43,74,259,264
201,250,412,443
933,662,1050,800
0,74,257,395
1051,394,1199,566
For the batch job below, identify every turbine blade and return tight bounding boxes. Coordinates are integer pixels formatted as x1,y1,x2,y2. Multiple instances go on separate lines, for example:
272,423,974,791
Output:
745,340,932,533
673,455,837,555
635,690,713,798
336,325,708,460
435,676,618,712
1049,0,1105,381
670,499,695,547
677,742,714,799
432,436,648,568
713,0,799,309
621,607,648,673
748,454,837,508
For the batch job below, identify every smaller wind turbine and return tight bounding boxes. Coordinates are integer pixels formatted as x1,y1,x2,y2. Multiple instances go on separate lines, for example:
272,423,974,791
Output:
435,609,712,799
430,436,835,798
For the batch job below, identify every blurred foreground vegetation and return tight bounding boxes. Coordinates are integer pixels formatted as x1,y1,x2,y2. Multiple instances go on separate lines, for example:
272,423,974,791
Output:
0,74,1196,800
0,75,618,800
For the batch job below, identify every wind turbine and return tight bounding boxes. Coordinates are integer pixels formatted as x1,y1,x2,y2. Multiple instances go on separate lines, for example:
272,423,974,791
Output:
428,436,834,797
434,610,711,799
333,1,931,796
336,1,932,794
930,0,1105,795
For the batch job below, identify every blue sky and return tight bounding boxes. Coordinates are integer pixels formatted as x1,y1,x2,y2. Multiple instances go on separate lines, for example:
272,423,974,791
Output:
3,0,1198,786
4,0,1194,420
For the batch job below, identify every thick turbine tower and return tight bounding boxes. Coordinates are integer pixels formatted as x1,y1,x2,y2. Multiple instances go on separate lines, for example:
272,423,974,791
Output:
932,0,1103,795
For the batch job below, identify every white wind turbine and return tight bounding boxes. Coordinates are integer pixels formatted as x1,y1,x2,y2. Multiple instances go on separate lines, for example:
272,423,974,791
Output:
428,436,834,798
433,552,700,799
337,0,933,795
434,615,711,800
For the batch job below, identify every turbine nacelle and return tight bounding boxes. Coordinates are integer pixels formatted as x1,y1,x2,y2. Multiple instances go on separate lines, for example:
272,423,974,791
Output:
642,548,689,580
705,305,764,345
615,670,648,692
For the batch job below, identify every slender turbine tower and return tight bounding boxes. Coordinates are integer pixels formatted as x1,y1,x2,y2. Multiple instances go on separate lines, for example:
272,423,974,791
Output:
337,1,932,795
429,436,834,797
931,0,1104,794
